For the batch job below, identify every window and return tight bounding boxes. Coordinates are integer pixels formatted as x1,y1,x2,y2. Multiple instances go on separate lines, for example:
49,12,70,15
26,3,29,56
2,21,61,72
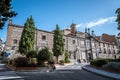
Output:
63,39,65,42
12,46,15,50
42,35,46,40
73,40,75,44
103,44,104,47
13,39,17,44
99,42,101,46
81,40,84,45
109,49,111,54
104,48,106,53
99,48,101,53
92,42,94,47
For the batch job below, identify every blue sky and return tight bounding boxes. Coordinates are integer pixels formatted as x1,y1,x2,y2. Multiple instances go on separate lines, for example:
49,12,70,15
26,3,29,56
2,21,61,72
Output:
0,0,120,42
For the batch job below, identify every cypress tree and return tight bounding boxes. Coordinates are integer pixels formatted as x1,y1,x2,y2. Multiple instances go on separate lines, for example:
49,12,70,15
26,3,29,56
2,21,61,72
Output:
52,24,64,63
27,16,36,51
19,16,36,56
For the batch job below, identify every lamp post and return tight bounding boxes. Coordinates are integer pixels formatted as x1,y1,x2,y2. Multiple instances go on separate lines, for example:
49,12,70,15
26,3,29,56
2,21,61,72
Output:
86,28,93,62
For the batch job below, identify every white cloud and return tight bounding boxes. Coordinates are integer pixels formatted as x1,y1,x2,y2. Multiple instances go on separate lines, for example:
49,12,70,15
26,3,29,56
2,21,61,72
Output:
76,16,116,29
86,16,116,28
76,23,83,28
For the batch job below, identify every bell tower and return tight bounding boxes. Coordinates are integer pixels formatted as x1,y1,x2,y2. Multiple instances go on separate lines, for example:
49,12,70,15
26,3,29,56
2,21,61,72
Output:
70,23,76,35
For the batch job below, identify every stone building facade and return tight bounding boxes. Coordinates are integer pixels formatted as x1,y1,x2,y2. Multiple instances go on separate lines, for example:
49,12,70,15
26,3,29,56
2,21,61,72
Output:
5,20,119,62
96,34,120,59
116,35,120,53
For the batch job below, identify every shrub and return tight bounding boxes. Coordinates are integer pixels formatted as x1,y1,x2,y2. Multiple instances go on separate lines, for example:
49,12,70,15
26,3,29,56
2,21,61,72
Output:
26,50,37,58
103,62,120,70
91,58,120,67
28,58,38,67
104,58,115,62
90,59,107,67
60,60,65,64
65,60,70,63
64,51,70,63
13,57,28,67
114,59,120,62
37,47,50,65
30,58,37,64
101,58,120,63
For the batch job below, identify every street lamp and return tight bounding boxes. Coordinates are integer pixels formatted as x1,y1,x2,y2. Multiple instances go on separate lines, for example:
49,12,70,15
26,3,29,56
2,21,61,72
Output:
85,28,93,62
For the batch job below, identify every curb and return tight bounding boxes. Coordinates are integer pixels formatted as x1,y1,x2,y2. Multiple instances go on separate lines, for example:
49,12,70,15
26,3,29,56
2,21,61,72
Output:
82,66,120,80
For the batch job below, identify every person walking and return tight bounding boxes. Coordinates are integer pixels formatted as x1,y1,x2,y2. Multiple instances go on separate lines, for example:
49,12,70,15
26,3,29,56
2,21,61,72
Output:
52,62,56,71
47,61,56,72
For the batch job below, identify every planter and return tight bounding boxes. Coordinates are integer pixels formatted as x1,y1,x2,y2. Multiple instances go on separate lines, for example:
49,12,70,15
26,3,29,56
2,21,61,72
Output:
59,63,64,65
7,65,39,71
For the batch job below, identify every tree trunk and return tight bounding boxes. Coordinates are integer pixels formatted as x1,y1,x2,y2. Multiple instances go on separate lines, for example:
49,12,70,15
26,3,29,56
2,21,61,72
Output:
56,56,59,64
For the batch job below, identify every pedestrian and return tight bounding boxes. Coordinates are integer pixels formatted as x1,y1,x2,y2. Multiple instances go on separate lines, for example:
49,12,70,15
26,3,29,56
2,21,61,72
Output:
47,61,55,72
50,61,56,71
52,63,56,71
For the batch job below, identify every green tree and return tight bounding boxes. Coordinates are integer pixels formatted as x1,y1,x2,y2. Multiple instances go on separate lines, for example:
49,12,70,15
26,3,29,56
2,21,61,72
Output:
19,16,36,56
19,19,29,54
49,52,54,62
27,16,36,51
52,24,64,63
116,8,120,35
37,47,50,65
26,50,37,58
0,0,17,29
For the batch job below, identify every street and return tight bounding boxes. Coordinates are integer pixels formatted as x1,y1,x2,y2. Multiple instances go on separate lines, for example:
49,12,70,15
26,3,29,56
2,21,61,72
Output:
0,65,112,80
15,70,112,80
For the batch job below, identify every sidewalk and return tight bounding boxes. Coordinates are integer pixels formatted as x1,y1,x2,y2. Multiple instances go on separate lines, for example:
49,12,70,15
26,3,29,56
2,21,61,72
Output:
55,62,74,67
82,64,120,80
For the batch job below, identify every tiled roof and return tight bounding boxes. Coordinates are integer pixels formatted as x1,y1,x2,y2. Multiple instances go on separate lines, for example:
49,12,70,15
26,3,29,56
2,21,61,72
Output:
102,33,117,44
95,36,100,40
